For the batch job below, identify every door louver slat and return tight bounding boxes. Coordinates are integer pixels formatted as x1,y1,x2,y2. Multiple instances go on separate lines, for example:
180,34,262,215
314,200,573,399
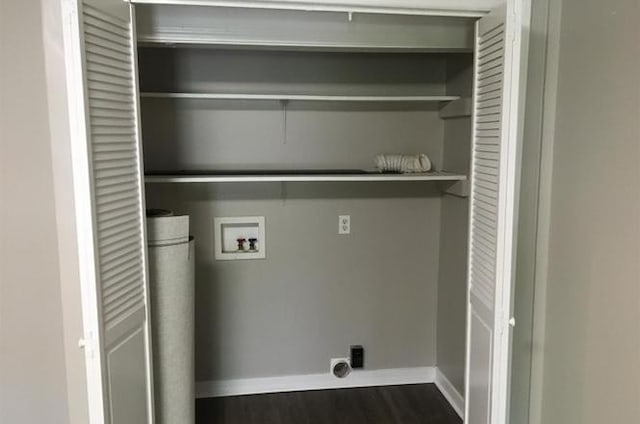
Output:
469,11,506,314
83,3,146,338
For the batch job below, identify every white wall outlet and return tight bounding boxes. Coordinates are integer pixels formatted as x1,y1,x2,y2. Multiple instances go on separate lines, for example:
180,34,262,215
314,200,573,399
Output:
338,215,351,234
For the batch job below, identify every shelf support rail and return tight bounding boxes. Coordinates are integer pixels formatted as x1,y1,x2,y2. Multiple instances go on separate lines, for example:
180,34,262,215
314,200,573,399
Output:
281,99,289,144
281,181,287,205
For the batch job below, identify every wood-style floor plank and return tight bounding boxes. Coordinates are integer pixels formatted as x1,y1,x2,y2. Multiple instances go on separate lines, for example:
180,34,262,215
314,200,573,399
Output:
196,383,462,424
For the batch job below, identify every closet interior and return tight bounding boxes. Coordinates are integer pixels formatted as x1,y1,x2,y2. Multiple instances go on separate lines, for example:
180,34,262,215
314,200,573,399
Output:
136,3,476,415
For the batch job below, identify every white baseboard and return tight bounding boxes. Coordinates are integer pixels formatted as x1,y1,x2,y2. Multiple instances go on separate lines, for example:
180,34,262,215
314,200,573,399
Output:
434,368,465,418
196,366,435,399
197,366,465,418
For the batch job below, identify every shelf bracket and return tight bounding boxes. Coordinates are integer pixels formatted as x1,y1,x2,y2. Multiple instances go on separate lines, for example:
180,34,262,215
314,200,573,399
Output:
438,98,472,120
281,99,289,145
348,11,354,22
281,181,287,205
439,180,470,198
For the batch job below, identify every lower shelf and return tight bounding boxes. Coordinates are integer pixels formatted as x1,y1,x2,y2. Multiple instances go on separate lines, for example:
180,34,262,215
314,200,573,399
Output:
144,170,467,183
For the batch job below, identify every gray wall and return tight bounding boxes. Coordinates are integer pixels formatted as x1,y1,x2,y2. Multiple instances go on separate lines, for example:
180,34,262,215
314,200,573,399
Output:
139,48,450,172
539,0,640,423
147,183,444,380
0,1,70,422
136,5,475,51
435,55,472,394
140,48,470,381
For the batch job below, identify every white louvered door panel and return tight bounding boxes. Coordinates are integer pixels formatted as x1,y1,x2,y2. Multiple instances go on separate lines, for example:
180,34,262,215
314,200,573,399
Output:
465,1,529,424
62,1,153,423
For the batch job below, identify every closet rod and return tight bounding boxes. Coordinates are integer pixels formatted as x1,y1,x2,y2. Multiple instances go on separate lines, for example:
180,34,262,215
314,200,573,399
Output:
140,93,461,102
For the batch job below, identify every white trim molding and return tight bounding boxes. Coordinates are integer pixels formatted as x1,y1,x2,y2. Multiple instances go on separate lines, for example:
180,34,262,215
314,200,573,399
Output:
196,366,465,418
434,368,464,418
196,366,436,398
129,0,500,18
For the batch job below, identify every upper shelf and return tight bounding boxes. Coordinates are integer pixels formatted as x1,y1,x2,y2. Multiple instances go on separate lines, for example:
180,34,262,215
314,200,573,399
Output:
135,4,475,51
144,170,467,183
140,92,461,102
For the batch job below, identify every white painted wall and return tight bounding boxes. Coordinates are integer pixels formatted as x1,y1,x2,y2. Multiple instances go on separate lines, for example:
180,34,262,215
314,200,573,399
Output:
40,0,91,422
539,0,640,423
0,1,70,423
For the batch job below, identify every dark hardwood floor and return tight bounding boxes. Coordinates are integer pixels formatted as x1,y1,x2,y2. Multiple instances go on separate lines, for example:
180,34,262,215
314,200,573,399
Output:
196,384,461,424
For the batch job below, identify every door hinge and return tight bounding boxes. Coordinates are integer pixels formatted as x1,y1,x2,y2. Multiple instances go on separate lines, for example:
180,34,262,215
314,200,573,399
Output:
509,6,518,45
62,0,78,20
78,331,97,358
496,308,509,335
496,312,515,335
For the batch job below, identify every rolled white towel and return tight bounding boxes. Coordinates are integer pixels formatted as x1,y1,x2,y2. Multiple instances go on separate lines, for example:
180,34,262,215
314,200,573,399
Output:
375,154,432,173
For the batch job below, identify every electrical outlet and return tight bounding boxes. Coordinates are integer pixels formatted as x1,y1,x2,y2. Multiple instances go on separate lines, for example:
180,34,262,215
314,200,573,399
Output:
338,215,350,234
350,345,364,369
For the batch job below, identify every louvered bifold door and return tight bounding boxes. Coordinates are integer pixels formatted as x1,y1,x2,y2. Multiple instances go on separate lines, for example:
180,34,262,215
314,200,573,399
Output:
62,1,153,423
465,1,529,424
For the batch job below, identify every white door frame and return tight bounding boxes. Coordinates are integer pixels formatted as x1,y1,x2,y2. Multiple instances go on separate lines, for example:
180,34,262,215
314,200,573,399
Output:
62,0,530,422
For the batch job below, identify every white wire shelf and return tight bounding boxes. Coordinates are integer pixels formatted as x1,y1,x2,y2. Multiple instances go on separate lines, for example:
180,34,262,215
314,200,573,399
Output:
144,171,468,183
140,92,461,102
